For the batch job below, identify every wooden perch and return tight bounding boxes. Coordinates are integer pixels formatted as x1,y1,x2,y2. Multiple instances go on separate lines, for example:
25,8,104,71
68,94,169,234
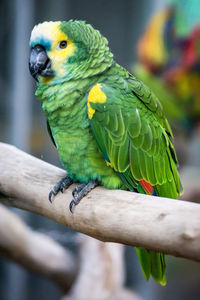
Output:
0,142,200,262
0,203,77,291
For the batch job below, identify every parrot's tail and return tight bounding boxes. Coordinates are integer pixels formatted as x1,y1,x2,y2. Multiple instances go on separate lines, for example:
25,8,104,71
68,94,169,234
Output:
136,247,166,285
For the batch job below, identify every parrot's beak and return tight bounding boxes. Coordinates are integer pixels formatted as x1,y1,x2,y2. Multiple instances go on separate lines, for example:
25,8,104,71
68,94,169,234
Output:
29,45,54,80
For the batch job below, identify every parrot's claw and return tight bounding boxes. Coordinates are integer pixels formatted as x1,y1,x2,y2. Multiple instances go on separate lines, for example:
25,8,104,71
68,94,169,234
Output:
72,183,87,198
49,176,73,203
69,181,98,213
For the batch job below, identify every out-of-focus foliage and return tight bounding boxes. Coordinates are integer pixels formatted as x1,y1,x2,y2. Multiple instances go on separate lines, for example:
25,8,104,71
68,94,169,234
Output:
134,0,200,128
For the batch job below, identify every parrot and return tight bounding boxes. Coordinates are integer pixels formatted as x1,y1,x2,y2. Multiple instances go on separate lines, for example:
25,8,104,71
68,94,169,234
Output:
29,20,183,286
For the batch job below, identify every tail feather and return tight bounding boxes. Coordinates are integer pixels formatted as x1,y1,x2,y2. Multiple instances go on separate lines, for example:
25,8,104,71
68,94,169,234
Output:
136,247,151,280
136,247,166,285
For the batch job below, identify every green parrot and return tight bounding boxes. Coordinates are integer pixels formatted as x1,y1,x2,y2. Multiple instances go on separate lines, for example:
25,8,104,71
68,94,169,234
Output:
29,20,183,285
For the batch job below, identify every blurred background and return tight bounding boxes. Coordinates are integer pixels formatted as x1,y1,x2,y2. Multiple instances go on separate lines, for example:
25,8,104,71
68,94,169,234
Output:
0,0,200,299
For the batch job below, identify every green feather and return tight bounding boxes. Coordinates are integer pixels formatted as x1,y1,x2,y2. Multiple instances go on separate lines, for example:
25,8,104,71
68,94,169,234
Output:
136,248,151,280
136,248,166,285
117,137,129,172
127,109,141,138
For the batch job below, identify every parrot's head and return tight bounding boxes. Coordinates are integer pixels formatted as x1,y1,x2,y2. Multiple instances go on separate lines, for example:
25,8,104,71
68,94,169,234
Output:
29,20,114,84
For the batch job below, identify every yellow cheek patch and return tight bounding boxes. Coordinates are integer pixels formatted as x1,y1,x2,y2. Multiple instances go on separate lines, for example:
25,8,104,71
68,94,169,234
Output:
87,83,107,119
48,39,76,77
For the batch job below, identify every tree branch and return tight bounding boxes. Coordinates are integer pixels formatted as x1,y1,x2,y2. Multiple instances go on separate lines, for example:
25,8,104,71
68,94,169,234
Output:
0,203,77,291
0,142,200,262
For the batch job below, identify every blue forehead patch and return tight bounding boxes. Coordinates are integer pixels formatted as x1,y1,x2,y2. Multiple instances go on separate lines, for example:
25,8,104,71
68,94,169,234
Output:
30,36,52,51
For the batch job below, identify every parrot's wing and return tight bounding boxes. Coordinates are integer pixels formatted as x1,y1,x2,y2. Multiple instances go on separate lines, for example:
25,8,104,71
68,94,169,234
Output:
128,75,173,138
88,80,183,285
88,81,182,199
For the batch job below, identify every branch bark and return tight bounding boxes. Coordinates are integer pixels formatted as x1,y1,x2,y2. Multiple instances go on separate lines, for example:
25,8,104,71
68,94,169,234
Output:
0,203,78,291
0,142,200,262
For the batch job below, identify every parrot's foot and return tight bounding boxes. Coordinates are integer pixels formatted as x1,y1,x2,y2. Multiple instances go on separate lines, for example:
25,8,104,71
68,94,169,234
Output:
69,181,98,213
49,176,73,203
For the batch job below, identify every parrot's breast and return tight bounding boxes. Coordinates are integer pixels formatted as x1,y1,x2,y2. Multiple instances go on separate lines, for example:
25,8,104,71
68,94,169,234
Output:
38,79,122,189
53,123,122,188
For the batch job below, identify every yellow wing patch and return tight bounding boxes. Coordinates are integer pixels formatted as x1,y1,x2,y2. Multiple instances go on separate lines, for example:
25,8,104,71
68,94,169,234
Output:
87,83,107,119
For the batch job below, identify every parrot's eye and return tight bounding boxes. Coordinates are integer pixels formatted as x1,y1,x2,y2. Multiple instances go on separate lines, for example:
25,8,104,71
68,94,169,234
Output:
58,40,68,49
